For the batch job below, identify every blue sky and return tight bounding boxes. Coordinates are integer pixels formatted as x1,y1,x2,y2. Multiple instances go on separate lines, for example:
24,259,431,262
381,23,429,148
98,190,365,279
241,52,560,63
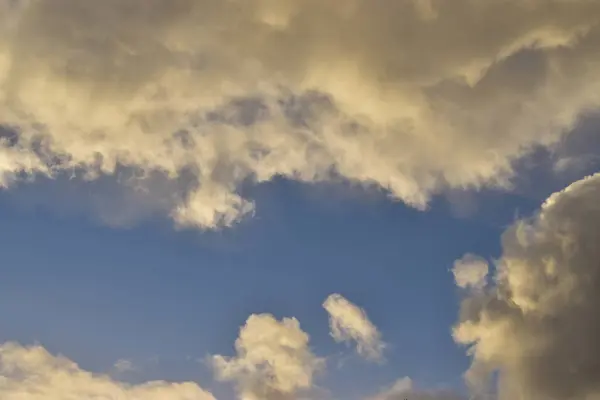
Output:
0,173,549,399
2,1,600,400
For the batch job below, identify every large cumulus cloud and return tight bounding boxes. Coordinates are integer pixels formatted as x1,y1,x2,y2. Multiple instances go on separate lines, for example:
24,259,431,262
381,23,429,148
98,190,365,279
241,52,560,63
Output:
1,0,600,228
454,173,600,400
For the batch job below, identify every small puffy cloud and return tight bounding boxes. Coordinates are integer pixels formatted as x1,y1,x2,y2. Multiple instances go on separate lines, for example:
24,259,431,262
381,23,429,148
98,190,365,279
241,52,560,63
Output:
1,0,600,228
323,294,384,362
0,342,215,400
453,173,600,399
452,254,489,291
211,313,323,400
367,377,465,400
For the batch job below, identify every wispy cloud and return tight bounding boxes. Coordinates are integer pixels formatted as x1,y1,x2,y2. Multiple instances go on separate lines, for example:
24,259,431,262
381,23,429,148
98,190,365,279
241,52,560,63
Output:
323,294,385,362
113,359,136,374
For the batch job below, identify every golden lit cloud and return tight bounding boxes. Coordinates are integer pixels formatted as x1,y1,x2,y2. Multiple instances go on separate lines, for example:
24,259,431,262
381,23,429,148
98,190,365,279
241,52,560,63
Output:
212,313,323,400
1,0,600,227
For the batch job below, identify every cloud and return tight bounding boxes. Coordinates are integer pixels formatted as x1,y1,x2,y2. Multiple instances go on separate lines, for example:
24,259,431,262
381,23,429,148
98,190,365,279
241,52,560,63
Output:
323,294,385,362
453,172,600,399
367,377,465,400
113,359,136,374
0,0,600,228
452,254,489,291
211,313,323,400
0,342,215,400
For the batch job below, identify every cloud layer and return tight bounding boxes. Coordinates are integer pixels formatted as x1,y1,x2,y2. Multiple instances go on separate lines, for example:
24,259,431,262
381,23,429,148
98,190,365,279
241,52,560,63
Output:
2,0,600,228
454,173,600,399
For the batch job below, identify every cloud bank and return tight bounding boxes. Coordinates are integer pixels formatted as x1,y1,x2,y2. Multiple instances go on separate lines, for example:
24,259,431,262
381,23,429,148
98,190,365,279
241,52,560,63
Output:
0,342,216,400
454,173,600,400
1,0,600,228
323,293,385,362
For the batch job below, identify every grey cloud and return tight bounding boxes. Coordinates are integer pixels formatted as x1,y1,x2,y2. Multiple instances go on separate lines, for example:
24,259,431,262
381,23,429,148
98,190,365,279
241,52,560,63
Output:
454,173,600,400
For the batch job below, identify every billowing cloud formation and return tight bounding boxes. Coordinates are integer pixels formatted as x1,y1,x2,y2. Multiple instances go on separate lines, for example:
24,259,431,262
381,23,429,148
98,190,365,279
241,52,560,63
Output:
454,173,600,399
212,314,323,400
323,293,384,361
452,254,489,291
0,342,215,400
368,377,464,400
1,0,600,228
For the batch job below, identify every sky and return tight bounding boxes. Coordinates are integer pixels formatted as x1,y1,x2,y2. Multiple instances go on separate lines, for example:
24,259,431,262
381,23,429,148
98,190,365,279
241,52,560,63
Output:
1,1,600,399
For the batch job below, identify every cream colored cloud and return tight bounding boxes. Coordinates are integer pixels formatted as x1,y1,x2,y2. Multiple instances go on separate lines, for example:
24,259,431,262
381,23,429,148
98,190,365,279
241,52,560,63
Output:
1,0,600,228
211,313,323,400
453,172,600,400
0,342,215,400
323,294,384,361
452,254,489,291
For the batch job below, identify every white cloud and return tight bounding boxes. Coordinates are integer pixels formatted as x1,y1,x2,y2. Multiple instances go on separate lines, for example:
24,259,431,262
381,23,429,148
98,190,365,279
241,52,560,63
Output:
323,294,385,362
211,313,324,400
0,342,215,400
1,0,600,228
454,172,600,400
452,254,489,291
